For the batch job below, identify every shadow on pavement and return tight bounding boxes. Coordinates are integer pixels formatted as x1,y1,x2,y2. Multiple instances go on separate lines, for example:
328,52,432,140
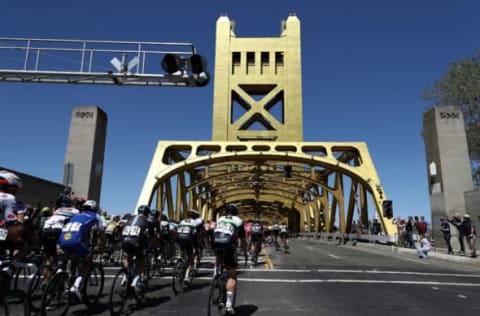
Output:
235,304,259,315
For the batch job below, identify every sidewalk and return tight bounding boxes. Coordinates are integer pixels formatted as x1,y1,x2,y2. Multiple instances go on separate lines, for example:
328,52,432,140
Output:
353,240,480,267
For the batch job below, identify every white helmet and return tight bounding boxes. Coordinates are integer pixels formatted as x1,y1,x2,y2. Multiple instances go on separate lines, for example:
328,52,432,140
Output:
82,200,97,211
0,170,22,193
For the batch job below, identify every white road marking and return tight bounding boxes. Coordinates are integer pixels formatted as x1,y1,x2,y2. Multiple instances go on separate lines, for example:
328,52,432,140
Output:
458,295,467,299
316,269,480,278
328,254,340,259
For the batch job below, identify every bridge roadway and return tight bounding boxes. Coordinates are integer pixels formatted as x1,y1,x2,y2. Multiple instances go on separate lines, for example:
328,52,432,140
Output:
39,238,480,315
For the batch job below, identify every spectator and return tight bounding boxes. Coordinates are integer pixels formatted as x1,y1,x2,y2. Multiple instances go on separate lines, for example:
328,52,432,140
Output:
416,234,431,259
448,213,465,255
439,217,453,255
405,216,415,248
393,216,405,247
461,214,476,258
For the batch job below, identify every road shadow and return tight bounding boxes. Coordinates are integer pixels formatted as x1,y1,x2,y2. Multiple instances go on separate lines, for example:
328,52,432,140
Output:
235,304,259,315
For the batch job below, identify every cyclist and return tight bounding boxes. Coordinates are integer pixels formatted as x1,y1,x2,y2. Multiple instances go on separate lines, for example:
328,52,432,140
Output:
271,222,281,250
279,222,290,250
41,197,83,280
175,209,204,285
104,215,121,263
0,170,26,260
121,205,153,291
58,199,105,299
212,204,247,315
249,217,264,263
159,214,173,261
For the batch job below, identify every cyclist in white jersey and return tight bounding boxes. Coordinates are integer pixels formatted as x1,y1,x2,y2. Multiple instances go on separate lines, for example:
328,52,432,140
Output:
212,204,247,315
0,170,24,259
41,197,83,279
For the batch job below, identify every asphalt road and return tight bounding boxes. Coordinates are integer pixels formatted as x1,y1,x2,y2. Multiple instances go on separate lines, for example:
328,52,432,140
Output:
24,238,480,315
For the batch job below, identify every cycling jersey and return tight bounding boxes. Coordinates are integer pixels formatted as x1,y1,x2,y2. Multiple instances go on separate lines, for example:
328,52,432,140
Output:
251,221,264,235
105,221,120,235
212,215,244,248
43,207,79,230
160,220,170,235
176,218,203,245
121,214,152,258
58,211,104,257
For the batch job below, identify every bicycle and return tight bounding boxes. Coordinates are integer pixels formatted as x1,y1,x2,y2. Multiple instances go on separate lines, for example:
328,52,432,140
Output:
40,256,104,315
109,253,151,316
171,247,193,295
207,248,235,316
0,259,31,316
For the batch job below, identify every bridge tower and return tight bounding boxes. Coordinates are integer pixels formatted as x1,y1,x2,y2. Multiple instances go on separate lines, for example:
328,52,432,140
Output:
212,14,302,142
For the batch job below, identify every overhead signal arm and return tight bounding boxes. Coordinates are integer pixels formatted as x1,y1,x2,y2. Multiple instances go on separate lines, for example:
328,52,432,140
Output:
0,37,209,87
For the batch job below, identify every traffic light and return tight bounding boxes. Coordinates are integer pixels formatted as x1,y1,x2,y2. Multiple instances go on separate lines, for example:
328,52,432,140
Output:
161,53,183,74
382,200,393,219
190,54,207,74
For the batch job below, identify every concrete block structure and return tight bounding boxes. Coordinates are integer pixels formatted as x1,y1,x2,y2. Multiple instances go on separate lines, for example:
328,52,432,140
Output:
422,105,475,249
0,166,65,208
63,106,108,203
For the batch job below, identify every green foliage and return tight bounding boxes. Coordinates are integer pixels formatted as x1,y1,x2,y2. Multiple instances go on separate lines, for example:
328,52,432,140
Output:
423,53,480,186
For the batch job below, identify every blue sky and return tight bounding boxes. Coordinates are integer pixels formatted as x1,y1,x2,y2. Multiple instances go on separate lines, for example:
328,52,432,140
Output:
1,1,478,220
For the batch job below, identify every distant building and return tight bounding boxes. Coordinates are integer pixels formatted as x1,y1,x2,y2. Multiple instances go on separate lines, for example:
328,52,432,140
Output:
0,166,65,208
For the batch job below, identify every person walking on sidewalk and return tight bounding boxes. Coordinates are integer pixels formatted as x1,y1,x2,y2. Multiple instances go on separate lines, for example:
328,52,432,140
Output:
439,217,453,255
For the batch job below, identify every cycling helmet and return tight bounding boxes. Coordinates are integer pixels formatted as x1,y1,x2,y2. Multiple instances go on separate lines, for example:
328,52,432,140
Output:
0,170,22,194
137,205,150,216
224,204,239,215
82,200,97,212
150,208,159,216
188,209,200,218
73,196,86,209
161,214,168,221
122,213,132,221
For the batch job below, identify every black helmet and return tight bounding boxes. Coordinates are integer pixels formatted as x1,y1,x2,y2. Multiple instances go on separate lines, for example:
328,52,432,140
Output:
188,209,200,218
224,204,239,215
137,205,150,216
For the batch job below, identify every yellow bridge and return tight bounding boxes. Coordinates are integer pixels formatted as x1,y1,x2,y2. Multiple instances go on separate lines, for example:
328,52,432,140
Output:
137,14,396,236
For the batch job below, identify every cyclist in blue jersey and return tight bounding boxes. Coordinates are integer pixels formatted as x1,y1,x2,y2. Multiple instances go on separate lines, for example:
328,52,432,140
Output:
58,200,105,299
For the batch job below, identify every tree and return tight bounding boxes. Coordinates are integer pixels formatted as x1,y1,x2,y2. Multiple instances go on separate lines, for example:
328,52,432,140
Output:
423,52,480,186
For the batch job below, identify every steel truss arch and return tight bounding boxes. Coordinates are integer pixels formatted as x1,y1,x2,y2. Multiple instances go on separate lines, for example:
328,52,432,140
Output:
138,141,397,235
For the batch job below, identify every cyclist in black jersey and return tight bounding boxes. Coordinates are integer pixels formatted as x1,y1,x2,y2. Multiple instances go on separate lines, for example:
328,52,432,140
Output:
121,205,154,291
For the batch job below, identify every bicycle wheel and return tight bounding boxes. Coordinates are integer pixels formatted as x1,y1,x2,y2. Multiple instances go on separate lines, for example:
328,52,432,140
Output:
134,257,149,303
13,264,37,291
27,267,44,312
109,268,129,316
40,271,70,316
3,288,31,316
171,259,185,295
207,275,225,316
83,262,104,308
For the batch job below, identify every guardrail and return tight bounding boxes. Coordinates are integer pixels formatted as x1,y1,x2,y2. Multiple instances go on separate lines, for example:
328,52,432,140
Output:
297,232,398,245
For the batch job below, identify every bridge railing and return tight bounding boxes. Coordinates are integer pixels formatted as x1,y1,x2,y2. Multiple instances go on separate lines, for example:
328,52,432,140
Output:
297,232,397,245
